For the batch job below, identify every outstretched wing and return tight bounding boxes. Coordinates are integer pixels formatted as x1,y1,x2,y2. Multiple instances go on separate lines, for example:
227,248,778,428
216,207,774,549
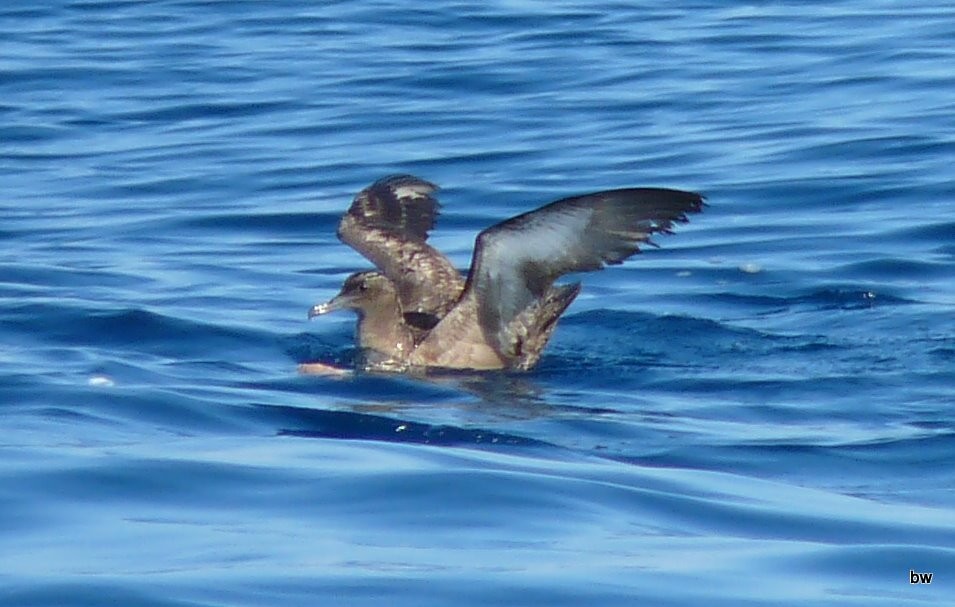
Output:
337,175,465,317
464,187,704,354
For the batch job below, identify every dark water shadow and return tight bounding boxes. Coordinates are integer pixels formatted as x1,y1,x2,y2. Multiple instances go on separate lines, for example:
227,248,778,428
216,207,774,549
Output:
250,402,557,451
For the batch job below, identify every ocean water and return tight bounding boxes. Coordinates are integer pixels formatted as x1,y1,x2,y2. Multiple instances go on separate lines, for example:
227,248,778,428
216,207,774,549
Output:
2,1,954,605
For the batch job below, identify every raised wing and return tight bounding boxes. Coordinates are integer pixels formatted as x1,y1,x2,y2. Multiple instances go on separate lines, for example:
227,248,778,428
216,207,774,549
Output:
464,187,704,354
337,175,465,317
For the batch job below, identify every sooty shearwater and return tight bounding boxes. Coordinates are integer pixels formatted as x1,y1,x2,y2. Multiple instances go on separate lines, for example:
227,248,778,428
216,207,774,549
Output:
306,175,703,372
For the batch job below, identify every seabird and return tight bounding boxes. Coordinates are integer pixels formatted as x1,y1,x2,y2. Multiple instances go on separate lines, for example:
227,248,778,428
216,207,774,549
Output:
308,175,703,372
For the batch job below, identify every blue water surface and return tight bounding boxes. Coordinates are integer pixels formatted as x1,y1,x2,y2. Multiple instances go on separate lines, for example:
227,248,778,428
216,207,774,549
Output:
2,1,954,605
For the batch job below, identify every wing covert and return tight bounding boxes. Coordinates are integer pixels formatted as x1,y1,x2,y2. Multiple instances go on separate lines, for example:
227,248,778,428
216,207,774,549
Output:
465,187,704,354
337,175,465,317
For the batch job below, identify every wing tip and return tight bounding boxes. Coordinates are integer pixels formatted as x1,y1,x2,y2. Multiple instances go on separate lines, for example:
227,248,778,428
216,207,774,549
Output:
344,174,443,241
371,174,439,195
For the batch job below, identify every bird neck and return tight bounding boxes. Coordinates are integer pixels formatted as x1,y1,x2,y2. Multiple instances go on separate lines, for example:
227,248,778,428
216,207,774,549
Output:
355,296,414,361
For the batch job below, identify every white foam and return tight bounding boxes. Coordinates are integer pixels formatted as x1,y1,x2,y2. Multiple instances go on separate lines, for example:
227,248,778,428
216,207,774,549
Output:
88,375,115,387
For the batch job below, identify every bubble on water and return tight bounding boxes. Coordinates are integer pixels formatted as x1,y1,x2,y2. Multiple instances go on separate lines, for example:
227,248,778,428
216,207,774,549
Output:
88,375,115,387
739,263,763,274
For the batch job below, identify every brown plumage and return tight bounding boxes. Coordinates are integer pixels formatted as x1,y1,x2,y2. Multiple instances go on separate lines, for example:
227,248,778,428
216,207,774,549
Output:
336,175,464,322
309,175,704,372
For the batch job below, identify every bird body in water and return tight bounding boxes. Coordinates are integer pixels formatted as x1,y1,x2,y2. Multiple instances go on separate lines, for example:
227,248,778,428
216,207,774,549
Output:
307,175,703,372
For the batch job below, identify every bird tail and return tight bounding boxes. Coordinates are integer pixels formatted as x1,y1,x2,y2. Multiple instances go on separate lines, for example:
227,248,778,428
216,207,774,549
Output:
507,282,581,371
